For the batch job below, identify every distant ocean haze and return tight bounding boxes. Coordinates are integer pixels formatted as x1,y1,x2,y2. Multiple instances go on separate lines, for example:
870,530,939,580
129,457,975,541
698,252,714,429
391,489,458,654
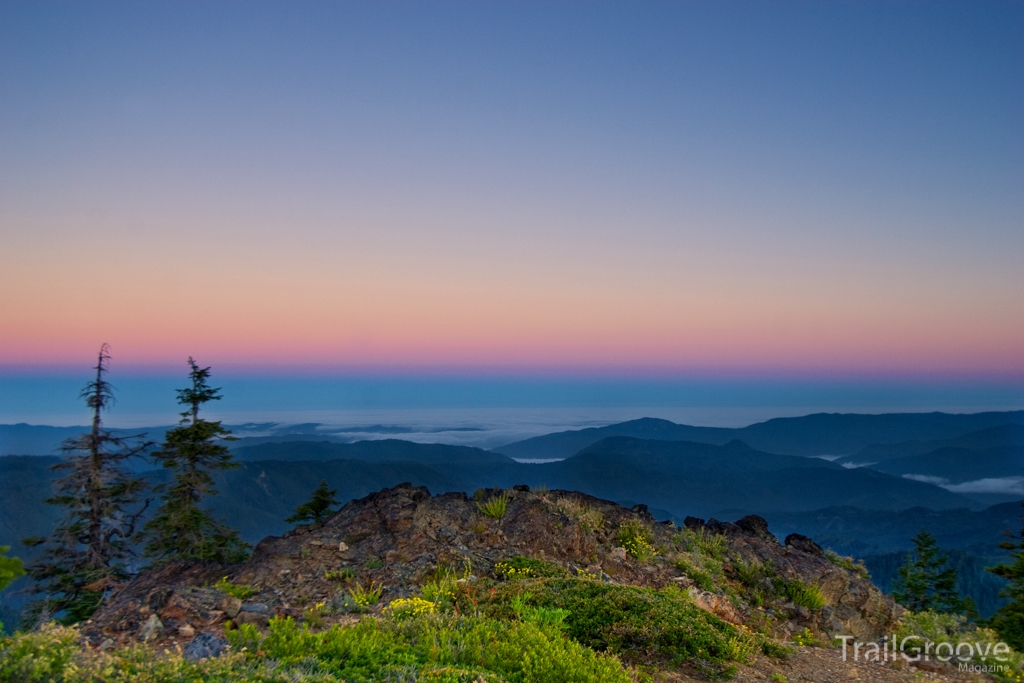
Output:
0,374,1020,445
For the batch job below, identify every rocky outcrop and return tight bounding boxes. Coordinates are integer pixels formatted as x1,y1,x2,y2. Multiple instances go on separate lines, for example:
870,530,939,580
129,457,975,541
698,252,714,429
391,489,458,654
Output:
86,484,902,647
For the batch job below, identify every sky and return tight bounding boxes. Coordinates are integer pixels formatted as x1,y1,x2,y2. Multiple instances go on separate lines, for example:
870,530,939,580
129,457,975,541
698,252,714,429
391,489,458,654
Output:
1,1,1022,412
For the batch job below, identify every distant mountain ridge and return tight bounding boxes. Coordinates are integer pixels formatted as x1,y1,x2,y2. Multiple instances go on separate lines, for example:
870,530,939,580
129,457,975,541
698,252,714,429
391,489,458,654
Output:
492,411,1024,460
836,423,1024,466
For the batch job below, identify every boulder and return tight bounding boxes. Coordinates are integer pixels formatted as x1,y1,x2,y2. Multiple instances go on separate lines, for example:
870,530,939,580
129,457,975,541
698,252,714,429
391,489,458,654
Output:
735,515,778,543
183,631,228,662
785,533,825,557
233,611,270,628
219,596,243,618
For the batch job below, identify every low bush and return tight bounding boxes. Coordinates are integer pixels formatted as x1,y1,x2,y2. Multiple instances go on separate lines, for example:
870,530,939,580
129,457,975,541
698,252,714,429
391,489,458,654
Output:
494,556,568,581
0,615,633,683
492,578,765,677
214,576,255,600
675,557,716,592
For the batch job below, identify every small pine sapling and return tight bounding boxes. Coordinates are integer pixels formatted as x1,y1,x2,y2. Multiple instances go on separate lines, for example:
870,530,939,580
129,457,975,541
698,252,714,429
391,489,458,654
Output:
286,479,341,526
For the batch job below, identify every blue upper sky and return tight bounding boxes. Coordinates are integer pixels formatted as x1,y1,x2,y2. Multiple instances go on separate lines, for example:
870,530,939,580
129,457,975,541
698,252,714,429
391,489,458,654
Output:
1,2,1022,407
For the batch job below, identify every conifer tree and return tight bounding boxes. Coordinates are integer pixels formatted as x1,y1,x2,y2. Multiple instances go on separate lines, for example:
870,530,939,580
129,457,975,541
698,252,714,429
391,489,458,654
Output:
142,358,249,564
23,345,152,623
286,480,340,526
986,510,1024,650
892,529,973,615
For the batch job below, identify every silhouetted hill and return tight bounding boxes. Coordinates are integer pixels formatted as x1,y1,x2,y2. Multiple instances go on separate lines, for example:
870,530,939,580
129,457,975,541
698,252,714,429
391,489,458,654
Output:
868,445,1024,483
492,411,1024,460
836,423,1024,466
536,437,977,517
764,501,1024,555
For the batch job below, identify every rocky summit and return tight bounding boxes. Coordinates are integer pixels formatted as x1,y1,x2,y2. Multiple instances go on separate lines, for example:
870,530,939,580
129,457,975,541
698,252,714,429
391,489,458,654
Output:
84,483,900,648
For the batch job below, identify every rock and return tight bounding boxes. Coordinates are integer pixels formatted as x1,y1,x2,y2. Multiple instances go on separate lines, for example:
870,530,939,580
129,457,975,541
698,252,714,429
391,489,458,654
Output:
687,587,743,624
512,484,530,492
84,483,903,646
183,631,228,662
139,613,164,642
631,504,653,520
683,516,705,529
240,602,269,614
735,515,778,543
99,638,115,651
785,533,825,556
219,596,242,618
233,611,270,628
178,624,195,638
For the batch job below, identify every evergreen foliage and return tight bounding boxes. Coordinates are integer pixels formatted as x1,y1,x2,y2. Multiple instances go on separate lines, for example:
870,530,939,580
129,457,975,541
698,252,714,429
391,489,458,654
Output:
22,346,151,624
285,479,340,525
142,358,249,564
892,529,975,616
986,508,1024,650
0,547,24,593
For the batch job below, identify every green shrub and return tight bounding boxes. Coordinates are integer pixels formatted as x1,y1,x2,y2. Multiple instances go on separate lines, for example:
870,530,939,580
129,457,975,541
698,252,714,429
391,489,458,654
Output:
0,614,633,683
214,576,255,600
231,613,632,683
893,609,1021,673
494,578,763,676
478,492,510,520
675,558,715,592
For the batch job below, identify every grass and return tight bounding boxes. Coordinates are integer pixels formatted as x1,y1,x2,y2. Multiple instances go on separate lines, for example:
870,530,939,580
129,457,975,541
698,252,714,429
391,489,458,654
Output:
348,579,384,607
213,576,255,600
824,550,870,579
674,527,728,560
777,579,825,610
552,497,605,532
323,567,355,582
478,492,510,520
